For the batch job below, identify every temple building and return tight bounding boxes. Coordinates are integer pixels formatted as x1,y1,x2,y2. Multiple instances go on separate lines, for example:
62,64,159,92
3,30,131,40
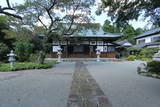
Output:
51,23,121,58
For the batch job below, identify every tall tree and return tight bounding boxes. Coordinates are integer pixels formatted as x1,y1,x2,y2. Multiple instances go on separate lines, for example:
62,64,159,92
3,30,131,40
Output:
97,0,160,27
0,16,16,48
15,0,95,63
103,19,120,33
121,24,145,44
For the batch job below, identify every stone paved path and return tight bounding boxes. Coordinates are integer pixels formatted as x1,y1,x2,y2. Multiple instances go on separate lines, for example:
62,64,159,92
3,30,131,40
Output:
67,62,112,107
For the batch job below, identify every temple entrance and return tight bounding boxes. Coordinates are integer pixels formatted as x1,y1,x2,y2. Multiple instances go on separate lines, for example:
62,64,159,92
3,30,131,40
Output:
68,45,90,58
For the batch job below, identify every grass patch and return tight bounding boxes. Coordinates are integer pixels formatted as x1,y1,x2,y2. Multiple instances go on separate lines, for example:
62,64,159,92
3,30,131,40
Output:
0,61,57,72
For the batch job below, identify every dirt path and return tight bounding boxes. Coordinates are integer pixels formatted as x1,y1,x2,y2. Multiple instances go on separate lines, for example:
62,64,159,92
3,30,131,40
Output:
67,62,112,107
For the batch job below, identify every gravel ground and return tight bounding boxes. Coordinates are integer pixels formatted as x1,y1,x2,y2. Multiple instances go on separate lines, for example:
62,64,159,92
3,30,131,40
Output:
0,62,74,107
86,61,160,107
1,61,160,107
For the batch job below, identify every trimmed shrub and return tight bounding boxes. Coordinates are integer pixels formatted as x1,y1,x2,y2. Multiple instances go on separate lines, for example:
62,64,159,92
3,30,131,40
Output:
138,48,159,60
0,61,57,71
126,55,137,61
146,61,160,74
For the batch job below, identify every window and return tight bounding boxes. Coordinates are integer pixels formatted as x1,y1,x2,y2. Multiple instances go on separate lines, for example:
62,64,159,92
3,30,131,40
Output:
90,41,96,45
103,46,108,52
151,36,160,42
138,39,145,44
97,41,103,45
108,46,115,52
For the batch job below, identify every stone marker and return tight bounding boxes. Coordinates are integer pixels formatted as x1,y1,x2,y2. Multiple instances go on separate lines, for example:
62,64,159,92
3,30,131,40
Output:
96,48,101,62
153,50,160,61
57,47,62,63
7,50,16,68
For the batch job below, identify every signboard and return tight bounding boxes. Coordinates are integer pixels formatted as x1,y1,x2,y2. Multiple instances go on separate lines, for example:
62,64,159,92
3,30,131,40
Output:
52,46,60,52
97,46,103,52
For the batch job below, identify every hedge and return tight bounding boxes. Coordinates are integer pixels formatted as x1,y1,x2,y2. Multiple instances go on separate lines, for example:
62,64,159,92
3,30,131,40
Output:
0,61,57,72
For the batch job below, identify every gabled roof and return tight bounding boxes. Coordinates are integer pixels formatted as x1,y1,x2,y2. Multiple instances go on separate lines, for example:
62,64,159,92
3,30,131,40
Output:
117,40,132,46
135,27,160,39
116,40,132,48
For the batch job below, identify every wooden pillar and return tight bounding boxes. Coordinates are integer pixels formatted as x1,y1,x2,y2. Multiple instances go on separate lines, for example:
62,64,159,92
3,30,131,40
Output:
66,39,69,58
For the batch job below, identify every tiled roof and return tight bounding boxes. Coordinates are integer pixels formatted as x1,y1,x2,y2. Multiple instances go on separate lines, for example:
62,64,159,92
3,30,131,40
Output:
72,28,121,38
116,40,132,45
61,23,121,38
135,27,160,39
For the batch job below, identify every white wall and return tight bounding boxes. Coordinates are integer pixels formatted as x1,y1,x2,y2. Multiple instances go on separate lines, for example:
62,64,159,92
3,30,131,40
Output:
136,34,160,44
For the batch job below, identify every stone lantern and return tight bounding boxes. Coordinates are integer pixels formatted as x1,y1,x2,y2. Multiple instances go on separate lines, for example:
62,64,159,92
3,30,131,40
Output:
96,48,101,62
57,47,62,63
7,50,16,68
153,50,160,61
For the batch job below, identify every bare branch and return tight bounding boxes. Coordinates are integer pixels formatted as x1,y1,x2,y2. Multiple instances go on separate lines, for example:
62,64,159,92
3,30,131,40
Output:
1,11,22,20
6,0,12,8
2,7,15,10
37,14,48,29
49,0,56,10
62,4,80,35
0,0,22,19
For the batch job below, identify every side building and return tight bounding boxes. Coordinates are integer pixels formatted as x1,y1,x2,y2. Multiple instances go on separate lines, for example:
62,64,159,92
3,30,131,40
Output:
51,23,121,58
134,27,160,48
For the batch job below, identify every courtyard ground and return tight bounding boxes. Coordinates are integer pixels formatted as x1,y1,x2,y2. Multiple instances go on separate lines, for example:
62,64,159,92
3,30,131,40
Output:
0,61,160,107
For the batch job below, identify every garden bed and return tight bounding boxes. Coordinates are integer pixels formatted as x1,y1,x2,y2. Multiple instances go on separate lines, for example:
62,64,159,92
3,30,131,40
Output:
0,61,57,72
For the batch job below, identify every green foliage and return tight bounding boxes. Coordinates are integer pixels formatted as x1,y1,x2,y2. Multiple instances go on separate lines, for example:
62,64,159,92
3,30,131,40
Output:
103,19,120,33
138,48,159,60
134,28,145,36
0,43,9,62
122,24,136,44
0,16,15,48
14,41,33,62
126,55,137,61
127,47,141,52
100,0,160,27
146,61,160,74
0,61,57,71
116,24,144,45
126,47,159,61
29,53,39,62
37,51,46,64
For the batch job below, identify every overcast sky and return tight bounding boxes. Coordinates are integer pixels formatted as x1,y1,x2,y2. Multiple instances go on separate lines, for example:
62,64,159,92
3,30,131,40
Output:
0,0,151,29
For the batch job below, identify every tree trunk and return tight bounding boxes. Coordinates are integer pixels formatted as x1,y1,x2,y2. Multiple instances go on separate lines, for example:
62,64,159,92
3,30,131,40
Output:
38,51,46,64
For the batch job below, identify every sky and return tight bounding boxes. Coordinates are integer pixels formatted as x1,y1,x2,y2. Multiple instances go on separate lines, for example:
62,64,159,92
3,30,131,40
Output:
0,0,151,29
